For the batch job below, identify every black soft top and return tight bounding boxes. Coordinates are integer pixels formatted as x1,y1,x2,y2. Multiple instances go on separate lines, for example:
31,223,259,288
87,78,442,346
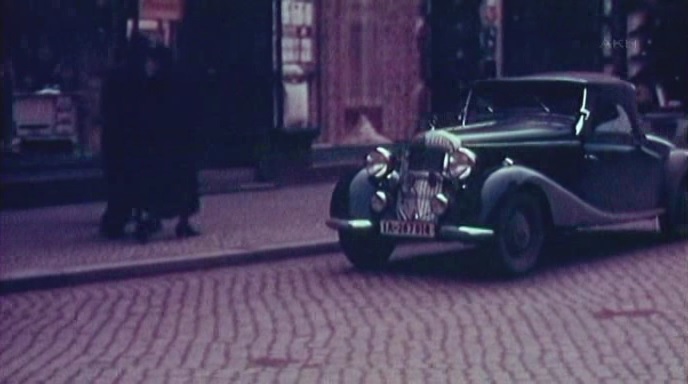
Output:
474,72,641,131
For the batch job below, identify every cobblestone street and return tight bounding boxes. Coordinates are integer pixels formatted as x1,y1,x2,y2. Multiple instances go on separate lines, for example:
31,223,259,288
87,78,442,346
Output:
1,228,687,383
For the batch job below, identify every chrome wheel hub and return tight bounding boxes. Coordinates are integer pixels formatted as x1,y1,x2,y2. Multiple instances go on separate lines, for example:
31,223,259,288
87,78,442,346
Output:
506,212,532,255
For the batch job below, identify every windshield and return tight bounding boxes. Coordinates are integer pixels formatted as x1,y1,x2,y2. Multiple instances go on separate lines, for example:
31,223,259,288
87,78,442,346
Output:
464,81,584,126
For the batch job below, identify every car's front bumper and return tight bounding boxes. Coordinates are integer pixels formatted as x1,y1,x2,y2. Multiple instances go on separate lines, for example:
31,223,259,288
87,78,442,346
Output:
326,218,494,243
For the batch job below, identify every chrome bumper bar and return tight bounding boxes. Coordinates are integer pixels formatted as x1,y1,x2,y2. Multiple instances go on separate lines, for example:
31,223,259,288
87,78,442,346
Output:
437,226,494,242
326,218,494,242
326,219,375,231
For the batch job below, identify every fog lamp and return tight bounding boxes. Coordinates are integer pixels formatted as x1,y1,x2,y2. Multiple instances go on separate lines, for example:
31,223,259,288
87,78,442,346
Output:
371,191,389,213
386,171,400,189
430,193,450,216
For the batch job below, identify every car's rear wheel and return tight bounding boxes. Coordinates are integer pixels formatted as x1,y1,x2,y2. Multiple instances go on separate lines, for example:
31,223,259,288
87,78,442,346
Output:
339,231,394,270
488,192,546,276
659,178,688,239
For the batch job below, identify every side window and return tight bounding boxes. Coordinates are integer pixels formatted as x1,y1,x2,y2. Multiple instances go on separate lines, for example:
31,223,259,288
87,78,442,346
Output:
590,100,633,143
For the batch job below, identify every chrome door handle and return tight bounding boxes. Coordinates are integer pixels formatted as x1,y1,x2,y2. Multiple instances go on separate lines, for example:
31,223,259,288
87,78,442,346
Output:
584,153,599,161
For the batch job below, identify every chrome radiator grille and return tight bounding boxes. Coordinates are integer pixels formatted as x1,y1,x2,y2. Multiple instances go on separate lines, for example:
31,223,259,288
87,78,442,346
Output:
397,131,461,222
396,170,443,222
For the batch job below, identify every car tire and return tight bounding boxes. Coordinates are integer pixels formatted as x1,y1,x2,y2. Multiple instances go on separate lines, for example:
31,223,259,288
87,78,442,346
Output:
488,192,546,276
659,178,688,239
339,231,394,270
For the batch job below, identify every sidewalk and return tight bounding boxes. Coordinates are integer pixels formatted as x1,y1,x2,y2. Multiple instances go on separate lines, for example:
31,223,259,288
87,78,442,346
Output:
1,145,372,208
0,182,339,291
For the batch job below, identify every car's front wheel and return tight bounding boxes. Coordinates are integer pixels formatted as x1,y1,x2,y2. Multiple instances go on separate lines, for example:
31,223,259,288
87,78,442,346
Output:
339,231,394,270
659,178,688,239
488,192,546,276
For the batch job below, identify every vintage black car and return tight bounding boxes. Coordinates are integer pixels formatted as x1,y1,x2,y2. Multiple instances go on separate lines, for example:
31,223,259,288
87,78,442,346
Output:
327,73,688,276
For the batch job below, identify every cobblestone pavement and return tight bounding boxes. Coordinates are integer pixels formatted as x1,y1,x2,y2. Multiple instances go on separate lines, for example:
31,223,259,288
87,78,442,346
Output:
1,226,686,383
0,183,336,280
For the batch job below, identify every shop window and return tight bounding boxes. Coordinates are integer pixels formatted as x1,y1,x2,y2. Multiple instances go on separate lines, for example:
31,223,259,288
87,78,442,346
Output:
281,0,319,132
5,0,119,158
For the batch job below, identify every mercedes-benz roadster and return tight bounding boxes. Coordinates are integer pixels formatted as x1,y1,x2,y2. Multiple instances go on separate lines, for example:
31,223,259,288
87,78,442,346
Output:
326,73,688,276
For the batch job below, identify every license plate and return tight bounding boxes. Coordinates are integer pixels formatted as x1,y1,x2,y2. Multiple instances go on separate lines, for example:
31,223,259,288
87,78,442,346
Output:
380,220,435,238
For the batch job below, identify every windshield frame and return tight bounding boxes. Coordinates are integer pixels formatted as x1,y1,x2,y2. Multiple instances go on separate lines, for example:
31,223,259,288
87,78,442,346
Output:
461,81,586,128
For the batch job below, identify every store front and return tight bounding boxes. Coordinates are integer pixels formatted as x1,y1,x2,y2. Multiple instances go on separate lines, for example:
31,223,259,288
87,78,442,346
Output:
3,0,323,175
3,0,121,163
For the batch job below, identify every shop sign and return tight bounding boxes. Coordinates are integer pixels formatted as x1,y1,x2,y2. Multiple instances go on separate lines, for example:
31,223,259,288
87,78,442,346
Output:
140,0,184,21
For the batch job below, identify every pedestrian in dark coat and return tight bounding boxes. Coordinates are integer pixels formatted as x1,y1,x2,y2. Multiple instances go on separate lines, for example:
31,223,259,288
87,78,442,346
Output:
99,38,150,238
133,45,201,242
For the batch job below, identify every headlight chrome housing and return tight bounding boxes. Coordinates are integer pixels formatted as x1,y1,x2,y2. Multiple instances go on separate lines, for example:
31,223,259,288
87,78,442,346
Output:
365,147,393,178
443,147,476,180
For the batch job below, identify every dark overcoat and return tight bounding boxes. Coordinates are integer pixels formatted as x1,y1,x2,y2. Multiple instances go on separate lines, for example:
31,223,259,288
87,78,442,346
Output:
135,66,200,219
101,64,142,220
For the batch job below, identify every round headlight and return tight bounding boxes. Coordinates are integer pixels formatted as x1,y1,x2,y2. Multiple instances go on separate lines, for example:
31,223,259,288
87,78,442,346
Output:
370,191,389,213
365,147,393,178
444,148,476,179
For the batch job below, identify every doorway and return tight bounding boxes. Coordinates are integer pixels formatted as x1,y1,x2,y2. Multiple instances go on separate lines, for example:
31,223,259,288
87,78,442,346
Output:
180,0,275,168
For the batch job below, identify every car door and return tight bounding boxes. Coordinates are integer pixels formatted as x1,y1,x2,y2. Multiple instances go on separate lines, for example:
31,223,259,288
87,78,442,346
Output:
580,99,663,213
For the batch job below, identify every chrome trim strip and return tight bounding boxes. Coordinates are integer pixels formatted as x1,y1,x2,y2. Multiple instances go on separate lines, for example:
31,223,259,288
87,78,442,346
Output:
584,143,636,153
438,226,494,242
461,89,473,127
326,219,374,231
572,208,664,225
467,140,580,148
640,146,662,160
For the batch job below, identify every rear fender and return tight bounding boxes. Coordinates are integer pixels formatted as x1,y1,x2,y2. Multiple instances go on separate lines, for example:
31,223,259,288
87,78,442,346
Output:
664,149,688,210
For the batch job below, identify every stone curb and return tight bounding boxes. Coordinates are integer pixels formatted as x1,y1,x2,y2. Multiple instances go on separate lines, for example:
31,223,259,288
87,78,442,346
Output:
0,239,340,294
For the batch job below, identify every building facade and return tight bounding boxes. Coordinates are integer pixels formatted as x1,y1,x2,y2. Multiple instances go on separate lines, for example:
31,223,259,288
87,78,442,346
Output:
318,0,425,146
2,0,428,170
3,0,684,175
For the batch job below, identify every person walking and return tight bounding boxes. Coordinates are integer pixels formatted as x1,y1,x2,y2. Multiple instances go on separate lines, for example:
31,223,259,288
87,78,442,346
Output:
133,45,201,243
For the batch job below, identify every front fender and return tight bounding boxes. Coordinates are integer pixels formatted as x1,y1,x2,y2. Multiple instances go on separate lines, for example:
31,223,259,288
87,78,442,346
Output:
330,169,376,220
479,165,629,227
479,166,546,224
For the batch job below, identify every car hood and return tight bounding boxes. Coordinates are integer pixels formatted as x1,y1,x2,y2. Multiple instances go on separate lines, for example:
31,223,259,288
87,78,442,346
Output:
409,117,578,169
440,118,575,146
